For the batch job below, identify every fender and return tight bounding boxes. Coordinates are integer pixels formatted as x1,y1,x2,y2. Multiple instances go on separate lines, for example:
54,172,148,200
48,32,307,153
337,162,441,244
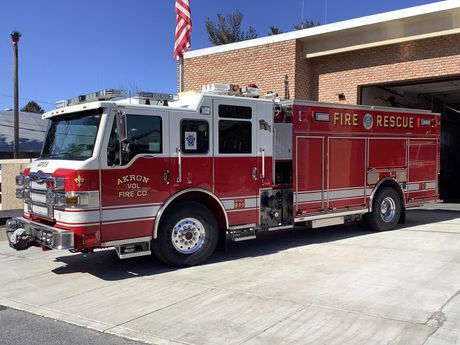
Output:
153,188,229,239
368,177,406,213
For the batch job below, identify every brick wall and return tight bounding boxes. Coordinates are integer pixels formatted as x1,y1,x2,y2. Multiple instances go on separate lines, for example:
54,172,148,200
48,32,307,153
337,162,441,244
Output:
309,34,460,104
0,159,33,210
184,40,299,98
184,33,460,104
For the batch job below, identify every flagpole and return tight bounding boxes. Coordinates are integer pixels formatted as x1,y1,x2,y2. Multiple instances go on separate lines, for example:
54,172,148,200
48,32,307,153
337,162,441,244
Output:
179,55,184,93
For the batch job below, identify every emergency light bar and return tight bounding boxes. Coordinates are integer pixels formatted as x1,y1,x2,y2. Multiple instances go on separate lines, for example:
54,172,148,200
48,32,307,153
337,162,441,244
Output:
56,88,127,108
134,92,178,102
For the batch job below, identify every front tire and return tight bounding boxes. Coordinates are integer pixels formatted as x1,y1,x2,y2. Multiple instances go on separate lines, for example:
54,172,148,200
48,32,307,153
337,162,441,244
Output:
152,201,218,267
366,187,402,231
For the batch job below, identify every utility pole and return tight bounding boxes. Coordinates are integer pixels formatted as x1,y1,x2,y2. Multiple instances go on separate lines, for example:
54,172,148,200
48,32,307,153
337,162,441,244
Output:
11,31,21,159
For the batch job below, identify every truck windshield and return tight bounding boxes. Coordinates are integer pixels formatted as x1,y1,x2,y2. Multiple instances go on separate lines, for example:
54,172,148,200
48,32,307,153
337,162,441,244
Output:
41,108,103,160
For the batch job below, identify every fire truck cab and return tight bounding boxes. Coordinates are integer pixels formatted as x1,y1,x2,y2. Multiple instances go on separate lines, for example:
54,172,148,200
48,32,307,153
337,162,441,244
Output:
6,85,440,266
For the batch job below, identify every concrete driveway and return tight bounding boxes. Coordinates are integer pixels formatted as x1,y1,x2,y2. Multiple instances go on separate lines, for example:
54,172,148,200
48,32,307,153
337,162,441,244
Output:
1,208,460,345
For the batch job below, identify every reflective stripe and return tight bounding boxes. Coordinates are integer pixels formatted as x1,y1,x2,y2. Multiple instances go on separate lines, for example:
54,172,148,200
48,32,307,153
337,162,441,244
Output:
408,181,437,191
55,209,100,223
328,188,366,199
102,205,160,221
296,188,369,203
426,181,436,189
296,191,322,203
102,202,162,210
56,222,100,228
102,217,156,225
408,183,420,191
222,197,258,210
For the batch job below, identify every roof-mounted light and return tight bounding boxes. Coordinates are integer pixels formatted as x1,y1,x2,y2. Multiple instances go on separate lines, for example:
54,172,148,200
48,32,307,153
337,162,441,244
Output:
202,83,241,95
202,83,259,97
55,88,127,108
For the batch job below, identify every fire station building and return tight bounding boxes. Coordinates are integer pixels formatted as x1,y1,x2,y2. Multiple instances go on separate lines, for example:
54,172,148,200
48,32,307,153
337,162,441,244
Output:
182,1,460,202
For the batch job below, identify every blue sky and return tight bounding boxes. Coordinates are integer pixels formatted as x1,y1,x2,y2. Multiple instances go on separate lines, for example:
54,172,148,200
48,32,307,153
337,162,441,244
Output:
0,0,441,111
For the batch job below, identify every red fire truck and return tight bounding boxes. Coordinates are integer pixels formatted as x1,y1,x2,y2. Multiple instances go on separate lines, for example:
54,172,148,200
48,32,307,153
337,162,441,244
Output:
6,84,440,266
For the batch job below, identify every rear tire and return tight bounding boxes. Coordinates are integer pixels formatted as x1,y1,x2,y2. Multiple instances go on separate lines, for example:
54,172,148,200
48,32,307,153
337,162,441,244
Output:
366,187,401,231
152,201,218,267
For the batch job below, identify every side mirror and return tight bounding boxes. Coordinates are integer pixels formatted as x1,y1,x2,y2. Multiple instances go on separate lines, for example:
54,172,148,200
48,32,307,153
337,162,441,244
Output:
116,111,127,142
115,111,128,165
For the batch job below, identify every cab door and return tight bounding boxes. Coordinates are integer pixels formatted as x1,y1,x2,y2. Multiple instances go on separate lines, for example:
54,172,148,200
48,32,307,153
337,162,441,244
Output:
169,111,213,195
213,99,259,226
100,109,170,242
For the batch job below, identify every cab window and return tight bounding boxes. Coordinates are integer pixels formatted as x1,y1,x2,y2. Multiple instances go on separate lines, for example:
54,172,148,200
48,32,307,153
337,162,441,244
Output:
218,104,252,154
181,119,209,154
107,114,162,166
126,115,162,157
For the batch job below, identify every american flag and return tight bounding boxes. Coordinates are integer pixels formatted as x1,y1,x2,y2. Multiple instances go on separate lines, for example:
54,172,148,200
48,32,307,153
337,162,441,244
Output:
173,0,192,59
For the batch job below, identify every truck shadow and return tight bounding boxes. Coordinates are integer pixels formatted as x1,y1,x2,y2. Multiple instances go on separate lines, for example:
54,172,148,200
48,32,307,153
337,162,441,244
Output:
51,209,460,281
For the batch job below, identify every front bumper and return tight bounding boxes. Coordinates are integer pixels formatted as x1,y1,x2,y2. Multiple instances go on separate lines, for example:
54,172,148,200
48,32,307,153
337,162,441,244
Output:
5,217,74,250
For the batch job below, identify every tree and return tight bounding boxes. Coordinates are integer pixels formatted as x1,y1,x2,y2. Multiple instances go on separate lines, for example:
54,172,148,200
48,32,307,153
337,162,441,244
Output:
293,20,321,30
268,26,284,36
21,100,44,114
205,10,258,46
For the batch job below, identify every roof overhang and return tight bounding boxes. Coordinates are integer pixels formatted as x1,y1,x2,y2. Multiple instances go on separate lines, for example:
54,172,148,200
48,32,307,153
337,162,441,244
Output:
185,1,460,60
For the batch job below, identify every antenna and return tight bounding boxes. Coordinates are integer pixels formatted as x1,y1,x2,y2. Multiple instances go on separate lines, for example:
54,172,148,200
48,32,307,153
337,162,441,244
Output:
324,0,328,24
301,0,305,25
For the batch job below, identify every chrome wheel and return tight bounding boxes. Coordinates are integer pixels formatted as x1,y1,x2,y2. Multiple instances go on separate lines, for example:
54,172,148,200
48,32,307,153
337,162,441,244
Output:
380,197,396,223
171,217,206,254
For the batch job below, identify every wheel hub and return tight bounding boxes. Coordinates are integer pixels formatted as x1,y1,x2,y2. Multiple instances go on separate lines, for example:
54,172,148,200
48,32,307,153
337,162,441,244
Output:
171,218,206,254
380,197,396,223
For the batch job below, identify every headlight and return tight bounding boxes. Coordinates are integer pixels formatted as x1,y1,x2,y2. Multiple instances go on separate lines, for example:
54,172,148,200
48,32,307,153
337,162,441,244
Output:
16,188,24,199
15,174,30,187
46,177,65,191
15,174,24,186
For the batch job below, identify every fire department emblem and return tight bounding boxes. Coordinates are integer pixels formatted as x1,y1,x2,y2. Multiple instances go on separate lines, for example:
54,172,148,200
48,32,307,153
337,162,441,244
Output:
74,175,85,187
185,131,197,150
363,113,374,130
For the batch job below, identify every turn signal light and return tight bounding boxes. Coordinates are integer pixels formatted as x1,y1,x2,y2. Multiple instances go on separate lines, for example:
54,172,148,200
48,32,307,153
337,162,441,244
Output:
65,195,80,206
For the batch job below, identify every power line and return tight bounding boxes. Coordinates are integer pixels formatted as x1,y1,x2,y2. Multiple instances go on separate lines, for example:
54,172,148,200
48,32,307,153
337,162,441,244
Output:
0,92,55,105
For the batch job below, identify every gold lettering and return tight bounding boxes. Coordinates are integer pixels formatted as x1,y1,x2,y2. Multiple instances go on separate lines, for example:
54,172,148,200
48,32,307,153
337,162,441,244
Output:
118,191,135,198
344,113,351,126
353,114,358,126
117,175,150,185
403,117,408,128
409,117,414,128
384,116,389,127
334,113,340,125
396,117,402,127
377,115,382,127
389,116,395,127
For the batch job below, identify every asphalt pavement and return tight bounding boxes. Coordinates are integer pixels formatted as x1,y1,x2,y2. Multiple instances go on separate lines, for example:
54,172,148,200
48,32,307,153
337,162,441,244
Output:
1,207,460,344
0,306,144,345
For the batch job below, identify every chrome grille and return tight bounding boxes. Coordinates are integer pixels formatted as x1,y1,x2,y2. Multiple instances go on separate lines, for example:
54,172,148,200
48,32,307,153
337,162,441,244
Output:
30,191,47,203
28,173,54,219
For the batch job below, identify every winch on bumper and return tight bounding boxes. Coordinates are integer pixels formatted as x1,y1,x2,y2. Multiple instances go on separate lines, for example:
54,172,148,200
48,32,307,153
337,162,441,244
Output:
5,217,74,251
